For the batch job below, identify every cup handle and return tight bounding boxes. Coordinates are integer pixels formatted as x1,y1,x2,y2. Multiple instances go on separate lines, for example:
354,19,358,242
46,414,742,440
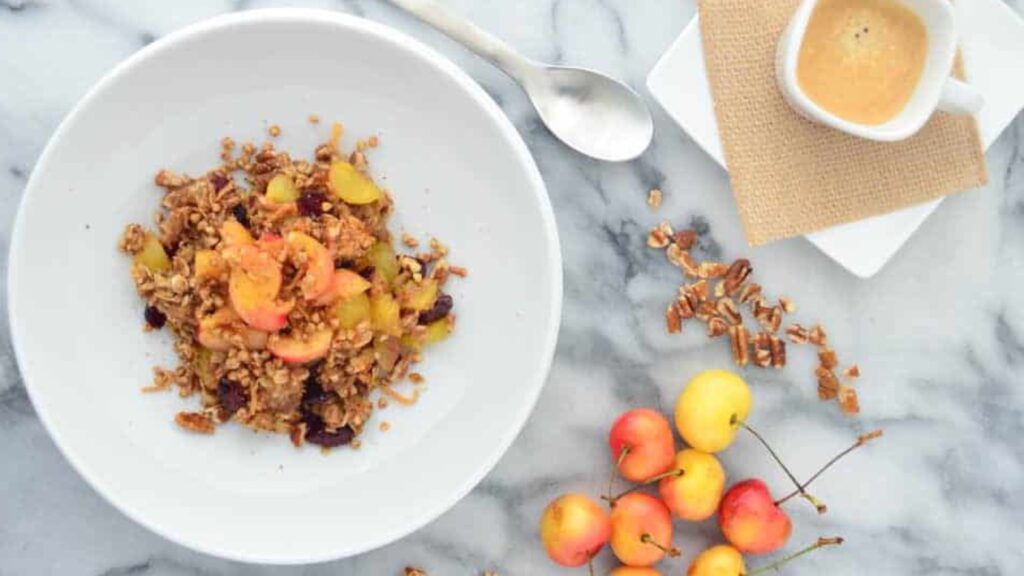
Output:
936,77,984,116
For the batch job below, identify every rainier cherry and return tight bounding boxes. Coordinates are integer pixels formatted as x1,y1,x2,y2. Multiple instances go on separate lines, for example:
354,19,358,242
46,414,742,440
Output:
674,370,751,453
609,408,676,482
539,493,611,567
610,493,679,567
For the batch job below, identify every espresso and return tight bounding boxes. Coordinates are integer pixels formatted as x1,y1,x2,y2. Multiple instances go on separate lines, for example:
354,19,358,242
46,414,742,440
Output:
797,0,928,125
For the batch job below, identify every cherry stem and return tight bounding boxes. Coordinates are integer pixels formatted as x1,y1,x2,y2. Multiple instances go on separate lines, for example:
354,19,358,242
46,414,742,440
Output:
734,418,825,513
775,429,884,507
587,557,595,576
601,469,684,505
640,533,681,558
745,537,844,576
606,446,631,505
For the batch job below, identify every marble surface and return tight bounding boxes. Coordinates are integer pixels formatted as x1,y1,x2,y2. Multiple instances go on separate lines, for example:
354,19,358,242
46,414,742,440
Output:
2,0,1023,574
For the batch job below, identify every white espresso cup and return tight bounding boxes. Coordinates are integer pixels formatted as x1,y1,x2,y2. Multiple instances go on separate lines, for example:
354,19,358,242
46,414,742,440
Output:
776,0,983,142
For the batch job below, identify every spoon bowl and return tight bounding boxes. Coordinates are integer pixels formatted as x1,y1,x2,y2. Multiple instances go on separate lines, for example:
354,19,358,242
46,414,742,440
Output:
388,0,654,162
527,66,654,162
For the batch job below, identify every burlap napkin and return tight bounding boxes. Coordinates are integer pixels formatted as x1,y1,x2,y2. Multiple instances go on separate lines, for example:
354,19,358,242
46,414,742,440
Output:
698,0,988,246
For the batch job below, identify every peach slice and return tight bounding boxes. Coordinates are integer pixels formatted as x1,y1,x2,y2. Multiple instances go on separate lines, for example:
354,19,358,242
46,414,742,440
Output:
287,231,334,300
399,278,439,312
313,269,372,307
228,245,292,331
265,173,300,203
334,292,372,329
268,329,334,364
257,233,286,260
369,293,402,336
194,249,226,281
328,160,383,205
220,219,254,248
133,233,171,273
197,308,238,351
365,242,399,285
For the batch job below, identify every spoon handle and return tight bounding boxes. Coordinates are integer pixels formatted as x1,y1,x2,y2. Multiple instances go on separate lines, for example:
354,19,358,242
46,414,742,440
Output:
386,0,537,82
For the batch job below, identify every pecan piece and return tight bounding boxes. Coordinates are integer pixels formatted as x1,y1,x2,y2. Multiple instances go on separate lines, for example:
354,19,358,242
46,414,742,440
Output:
698,261,729,279
843,365,861,379
753,332,772,367
666,304,683,334
673,229,697,250
809,324,828,346
174,411,215,434
707,317,729,338
779,296,797,313
786,323,809,344
647,224,671,248
696,301,719,321
819,347,839,370
769,336,786,368
723,259,752,295
686,279,709,302
716,297,742,325
729,325,750,366
738,282,763,305
838,385,860,415
672,248,700,277
816,367,840,400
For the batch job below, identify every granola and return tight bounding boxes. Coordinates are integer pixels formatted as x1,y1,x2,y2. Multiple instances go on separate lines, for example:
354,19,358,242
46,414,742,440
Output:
119,126,459,448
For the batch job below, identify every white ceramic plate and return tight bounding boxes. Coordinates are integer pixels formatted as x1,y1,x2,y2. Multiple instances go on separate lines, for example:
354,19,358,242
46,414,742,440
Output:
648,0,1024,277
8,9,562,564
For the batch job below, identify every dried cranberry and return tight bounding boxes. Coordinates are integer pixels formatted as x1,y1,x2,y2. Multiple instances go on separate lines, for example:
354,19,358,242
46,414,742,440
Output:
296,190,328,218
210,173,229,191
302,374,333,406
217,378,247,416
231,203,250,228
144,305,166,329
419,294,453,324
303,412,354,447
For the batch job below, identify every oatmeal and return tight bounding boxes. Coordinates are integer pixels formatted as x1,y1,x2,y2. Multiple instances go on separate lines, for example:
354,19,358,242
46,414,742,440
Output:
119,125,458,448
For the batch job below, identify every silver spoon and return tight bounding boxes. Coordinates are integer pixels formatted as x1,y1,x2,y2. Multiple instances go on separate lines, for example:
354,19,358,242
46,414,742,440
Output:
386,0,654,162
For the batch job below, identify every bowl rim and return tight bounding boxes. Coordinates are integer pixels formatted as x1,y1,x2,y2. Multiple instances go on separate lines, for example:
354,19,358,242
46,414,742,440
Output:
7,7,563,564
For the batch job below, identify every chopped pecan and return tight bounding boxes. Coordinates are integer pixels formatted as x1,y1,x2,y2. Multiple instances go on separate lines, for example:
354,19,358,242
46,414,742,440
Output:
696,301,719,321
843,365,861,379
647,224,671,248
729,325,750,366
698,261,729,279
819,347,839,370
707,317,729,338
668,245,700,277
838,385,860,415
816,367,840,400
686,279,709,302
674,229,698,250
723,259,752,295
666,304,682,334
714,279,727,299
786,323,810,344
755,304,782,333
779,296,797,314
717,297,742,325
809,324,828,346
753,332,772,367
174,411,215,434
769,336,786,368
675,296,696,320
738,282,763,305
647,188,663,210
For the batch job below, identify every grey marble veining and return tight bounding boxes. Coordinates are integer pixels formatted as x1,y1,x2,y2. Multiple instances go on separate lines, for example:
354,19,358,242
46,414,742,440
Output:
2,1,1023,574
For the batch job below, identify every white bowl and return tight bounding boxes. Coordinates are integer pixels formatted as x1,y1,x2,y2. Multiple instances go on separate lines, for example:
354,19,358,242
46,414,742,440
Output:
8,9,561,564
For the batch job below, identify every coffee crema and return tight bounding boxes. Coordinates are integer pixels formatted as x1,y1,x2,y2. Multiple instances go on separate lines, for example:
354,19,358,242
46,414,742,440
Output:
796,0,928,126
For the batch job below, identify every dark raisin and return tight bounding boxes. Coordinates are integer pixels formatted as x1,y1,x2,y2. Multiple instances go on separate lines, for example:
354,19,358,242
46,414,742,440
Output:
334,258,355,270
210,173,229,191
302,374,333,406
419,294,453,324
217,378,247,416
303,412,354,448
296,190,328,218
144,305,166,329
231,203,250,228
360,266,375,280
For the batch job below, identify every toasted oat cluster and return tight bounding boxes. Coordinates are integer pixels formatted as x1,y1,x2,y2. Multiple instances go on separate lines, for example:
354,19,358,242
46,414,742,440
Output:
119,125,459,449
